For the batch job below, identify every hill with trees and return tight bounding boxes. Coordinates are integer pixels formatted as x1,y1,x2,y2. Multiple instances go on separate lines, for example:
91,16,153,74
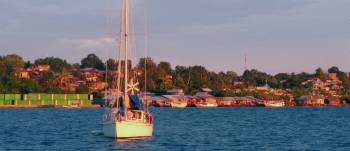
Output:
1,53,349,100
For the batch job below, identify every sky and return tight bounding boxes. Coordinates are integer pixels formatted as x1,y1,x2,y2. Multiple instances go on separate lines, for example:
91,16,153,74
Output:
0,0,349,74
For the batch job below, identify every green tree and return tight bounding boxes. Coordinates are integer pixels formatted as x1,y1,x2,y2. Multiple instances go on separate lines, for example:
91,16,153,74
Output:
158,61,172,74
44,86,62,93
2,54,25,75
76,83,89,93
0,57,5,75
38,71,56,89
106,58,117,70
242,69,277,88
0,75,20,93
54,69,71,91
137,57,158,92
292,88,311,98
24,61,33,68
80,53,105,70
315,68,328,81
328,66,340,73
19,79,41,94
283,74,303,89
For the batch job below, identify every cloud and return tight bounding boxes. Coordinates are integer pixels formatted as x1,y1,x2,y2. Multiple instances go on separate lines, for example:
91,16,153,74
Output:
1,0,350,74
58,37,116,50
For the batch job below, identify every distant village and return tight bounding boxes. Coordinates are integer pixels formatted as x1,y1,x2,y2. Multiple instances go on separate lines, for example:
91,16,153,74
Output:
17,64,108,93
1,53,350,107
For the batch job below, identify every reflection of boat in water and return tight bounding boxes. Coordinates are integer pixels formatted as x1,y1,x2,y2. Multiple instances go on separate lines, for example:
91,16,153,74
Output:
103,0,153,139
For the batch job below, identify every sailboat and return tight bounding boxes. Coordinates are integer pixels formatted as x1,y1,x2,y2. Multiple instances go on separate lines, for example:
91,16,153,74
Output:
103,0,153,138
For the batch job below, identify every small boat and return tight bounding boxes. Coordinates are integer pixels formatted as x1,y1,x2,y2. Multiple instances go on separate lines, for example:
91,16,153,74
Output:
171,100,188,108
195,102,218,108
163,89,187,108
62,104,80,108
263,100,285,107
194,88,218,108
153,100,171,108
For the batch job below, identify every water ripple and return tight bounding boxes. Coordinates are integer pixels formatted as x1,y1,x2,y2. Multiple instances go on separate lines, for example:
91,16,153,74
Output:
1,107,350,150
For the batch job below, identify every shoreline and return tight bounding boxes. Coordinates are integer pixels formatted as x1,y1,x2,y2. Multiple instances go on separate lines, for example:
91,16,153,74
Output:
0,104,101,108
0,104,348,108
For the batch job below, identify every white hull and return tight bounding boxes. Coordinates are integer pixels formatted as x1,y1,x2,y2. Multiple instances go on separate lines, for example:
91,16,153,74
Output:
171,102,187,108
264,102,285,107
195,103,218,108
62,105,80,108
103,120,153,138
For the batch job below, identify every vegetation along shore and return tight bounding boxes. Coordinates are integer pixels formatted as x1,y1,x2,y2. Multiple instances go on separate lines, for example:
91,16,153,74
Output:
0,53,350,108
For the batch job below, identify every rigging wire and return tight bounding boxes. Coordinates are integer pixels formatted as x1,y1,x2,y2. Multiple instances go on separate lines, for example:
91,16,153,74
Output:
103,0,113,108
143,0,150,112
130,0,138,83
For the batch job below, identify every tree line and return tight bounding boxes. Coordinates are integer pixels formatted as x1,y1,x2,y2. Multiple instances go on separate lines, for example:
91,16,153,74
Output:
1,53,349,98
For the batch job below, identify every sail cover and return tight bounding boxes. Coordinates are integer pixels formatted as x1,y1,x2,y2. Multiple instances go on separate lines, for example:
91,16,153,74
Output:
129,95,144,110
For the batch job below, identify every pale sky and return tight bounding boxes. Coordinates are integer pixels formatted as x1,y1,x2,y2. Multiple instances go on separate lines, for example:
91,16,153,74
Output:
0,0,350,74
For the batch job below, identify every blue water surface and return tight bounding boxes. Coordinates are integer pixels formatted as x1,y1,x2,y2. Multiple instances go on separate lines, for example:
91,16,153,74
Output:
0,107,350,150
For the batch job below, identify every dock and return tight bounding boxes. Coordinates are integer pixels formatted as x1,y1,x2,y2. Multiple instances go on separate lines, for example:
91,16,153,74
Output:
0,93,100,108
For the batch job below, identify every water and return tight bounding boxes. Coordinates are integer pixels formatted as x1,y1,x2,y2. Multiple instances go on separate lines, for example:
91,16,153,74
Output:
1,107,350,150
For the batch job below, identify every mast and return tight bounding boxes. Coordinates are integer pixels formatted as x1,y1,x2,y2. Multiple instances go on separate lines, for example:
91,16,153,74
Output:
124,0,130,111
116,0,125,98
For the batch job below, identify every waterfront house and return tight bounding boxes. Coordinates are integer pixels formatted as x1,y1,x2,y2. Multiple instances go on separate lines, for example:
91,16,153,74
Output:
16,70,30,79
255,82,271,92
285,99,297,106
325,98,346,106
36,65,50,72
216,97,258,107
88,82,108,92
67,76,85,92
304,78,326,91
166,89,184,95
295,95,325,106
216,97,236,107
233,81,244,87
26,65,50,72
81,68,102,82
17,65,51,79
165,75,173,81
149,96,170,107
194,88,218,107
329,73,342,84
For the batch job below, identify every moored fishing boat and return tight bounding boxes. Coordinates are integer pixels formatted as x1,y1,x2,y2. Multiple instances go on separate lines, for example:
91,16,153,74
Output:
62,104,80,109
150,96,171,107
163,89,188,108
195,102,218,108
163,95,188,108
170,100,188,108
262,100,285,107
